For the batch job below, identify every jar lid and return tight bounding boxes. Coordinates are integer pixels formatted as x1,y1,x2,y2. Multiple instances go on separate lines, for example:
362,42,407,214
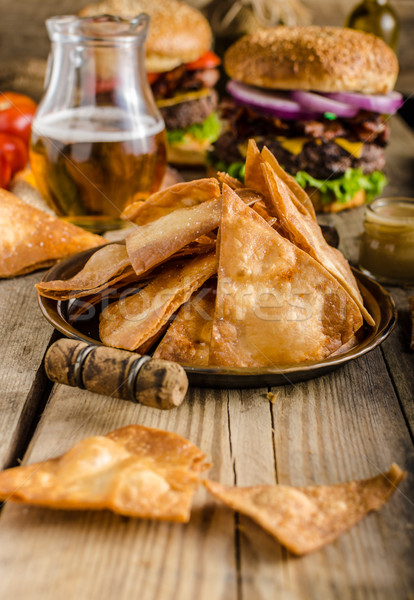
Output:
366,197,414,226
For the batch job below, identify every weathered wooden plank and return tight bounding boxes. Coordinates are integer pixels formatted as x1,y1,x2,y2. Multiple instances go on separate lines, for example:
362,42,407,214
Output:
227,388,289,598
0,272,54,469
381,287,414,434
0,384,239,600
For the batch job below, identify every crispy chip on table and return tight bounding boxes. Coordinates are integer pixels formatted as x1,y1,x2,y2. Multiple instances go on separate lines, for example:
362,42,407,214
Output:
0,189,104,278
204,464,406,555
0,425,209,522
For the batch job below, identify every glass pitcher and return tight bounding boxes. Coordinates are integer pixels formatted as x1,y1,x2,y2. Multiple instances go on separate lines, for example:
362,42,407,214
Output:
30,14,167,232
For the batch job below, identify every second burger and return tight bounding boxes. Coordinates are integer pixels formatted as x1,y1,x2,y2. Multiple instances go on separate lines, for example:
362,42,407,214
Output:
79,0,221,165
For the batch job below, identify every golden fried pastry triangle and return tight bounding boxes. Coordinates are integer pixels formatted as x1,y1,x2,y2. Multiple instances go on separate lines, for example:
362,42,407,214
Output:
100,252,217,351
0,188,104,278
36,243,134,300
0,425,209,522
121,178,220,225
244,142,373,325
126,198,221,277
260,159,374,325
208,185,362,367
245,139,317,221
154,282,216,366
204,464,406,555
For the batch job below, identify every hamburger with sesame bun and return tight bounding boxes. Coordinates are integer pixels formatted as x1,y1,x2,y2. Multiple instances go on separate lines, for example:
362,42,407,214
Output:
79,0,221,165
210,26,403,211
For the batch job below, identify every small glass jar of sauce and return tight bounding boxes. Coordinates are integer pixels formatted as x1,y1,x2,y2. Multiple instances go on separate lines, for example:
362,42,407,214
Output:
359,197,414,285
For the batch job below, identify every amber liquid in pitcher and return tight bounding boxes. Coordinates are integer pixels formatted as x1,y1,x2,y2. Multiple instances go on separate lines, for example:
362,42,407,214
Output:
30,107,167,232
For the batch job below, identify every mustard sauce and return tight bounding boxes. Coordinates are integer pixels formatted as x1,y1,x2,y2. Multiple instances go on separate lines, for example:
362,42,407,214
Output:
359,198,414,285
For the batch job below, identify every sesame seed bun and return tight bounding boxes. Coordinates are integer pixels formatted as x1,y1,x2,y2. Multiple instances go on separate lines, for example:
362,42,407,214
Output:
79,0,212,72
224,26,399,95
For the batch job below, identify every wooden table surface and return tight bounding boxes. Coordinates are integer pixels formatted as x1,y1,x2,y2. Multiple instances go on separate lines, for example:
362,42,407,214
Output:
0,1,414,599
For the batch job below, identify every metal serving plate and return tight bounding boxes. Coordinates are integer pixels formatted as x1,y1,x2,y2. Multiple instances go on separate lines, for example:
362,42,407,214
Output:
38,246,397,389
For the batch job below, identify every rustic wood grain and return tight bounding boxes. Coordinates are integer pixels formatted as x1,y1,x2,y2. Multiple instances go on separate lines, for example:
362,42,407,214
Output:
0,272,54,469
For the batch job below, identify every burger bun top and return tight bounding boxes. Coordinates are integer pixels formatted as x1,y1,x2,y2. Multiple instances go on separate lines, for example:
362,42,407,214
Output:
224,26,399,95
79,0,212,72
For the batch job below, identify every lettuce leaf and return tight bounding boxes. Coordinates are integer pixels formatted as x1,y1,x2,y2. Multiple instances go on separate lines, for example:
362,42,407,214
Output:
294,169,387,205
167,112,221,145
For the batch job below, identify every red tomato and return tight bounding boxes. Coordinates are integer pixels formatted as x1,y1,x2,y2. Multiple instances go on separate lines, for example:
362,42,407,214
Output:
147,72,161,85
0,149,11,188
0,92,37,111
0,92,37,145
0,133,28,174
185,50,221,71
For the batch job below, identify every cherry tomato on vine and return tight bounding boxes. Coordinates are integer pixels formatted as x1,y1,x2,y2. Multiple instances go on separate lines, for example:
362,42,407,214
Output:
0,92,37,145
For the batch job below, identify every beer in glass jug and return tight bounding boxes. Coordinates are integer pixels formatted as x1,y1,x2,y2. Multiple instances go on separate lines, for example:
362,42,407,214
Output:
30,14,167,232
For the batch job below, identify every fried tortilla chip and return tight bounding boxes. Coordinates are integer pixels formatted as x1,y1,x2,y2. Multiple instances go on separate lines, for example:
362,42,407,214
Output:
174,235,217,258
209,185,362,367
0,189,104,278
245,140,316,221
260,161,374,326
100,252,217,351
216,171,245,190
0,425,209,522
121,178,220,225
35,243,134,300
261,145,317,221
126,198,221,277
154,284,216,366
204,464,406,555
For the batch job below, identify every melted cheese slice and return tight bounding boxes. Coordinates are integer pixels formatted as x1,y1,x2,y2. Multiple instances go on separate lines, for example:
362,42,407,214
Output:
241,136,364,159
334,138,364,158
156,89,210,108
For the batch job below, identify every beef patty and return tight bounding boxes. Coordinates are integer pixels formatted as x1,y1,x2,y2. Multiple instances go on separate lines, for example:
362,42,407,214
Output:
160,89,218,131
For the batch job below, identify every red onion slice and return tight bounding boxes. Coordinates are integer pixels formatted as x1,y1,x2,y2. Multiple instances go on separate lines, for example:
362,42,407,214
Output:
323,91,403,114
226,80,317,120
291,90,359,118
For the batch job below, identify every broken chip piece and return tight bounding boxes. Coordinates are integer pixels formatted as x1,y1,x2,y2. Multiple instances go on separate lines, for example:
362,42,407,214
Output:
0,425,209,522
204,464,406,555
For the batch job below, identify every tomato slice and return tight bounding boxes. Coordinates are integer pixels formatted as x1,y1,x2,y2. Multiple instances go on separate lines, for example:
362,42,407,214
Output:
0,133,28,174
0,148,12,188
147,72,161,85
185,50,221,71
0,92,37,145
147,50,221,81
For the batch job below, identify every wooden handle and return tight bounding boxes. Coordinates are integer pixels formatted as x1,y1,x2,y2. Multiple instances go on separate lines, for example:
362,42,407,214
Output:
409,297,414,351
44,339,188,410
